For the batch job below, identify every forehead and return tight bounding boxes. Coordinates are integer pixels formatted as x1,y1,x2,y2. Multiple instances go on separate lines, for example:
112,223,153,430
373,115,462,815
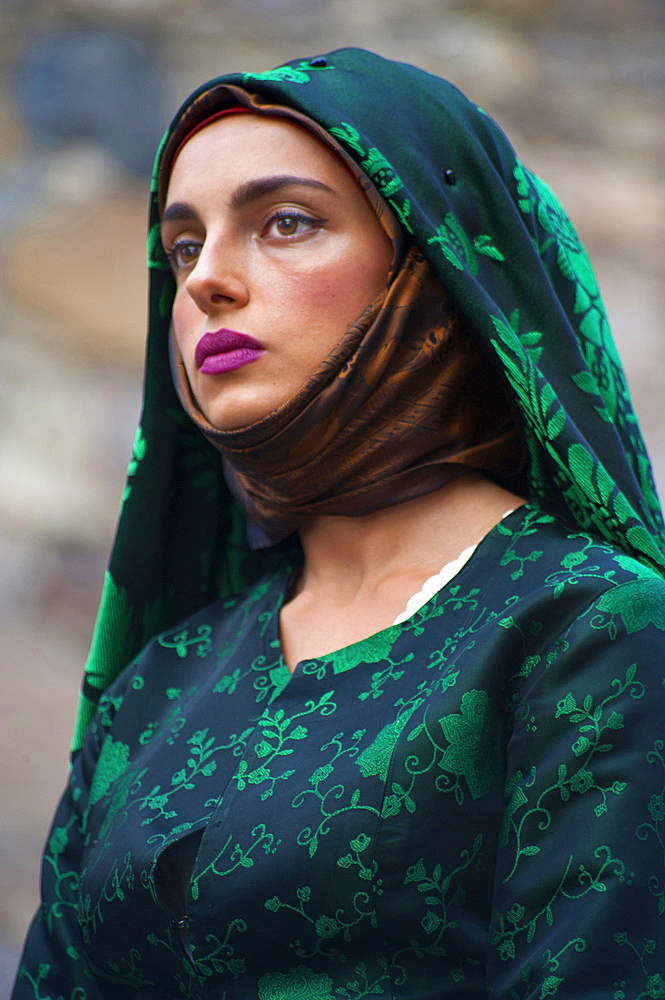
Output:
165,114,351,202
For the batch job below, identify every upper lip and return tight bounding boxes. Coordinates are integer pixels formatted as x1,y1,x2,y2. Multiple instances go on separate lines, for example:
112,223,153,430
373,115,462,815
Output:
194,329,264,369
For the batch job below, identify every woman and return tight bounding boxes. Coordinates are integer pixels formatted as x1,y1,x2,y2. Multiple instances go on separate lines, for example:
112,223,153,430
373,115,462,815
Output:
12,48,665,998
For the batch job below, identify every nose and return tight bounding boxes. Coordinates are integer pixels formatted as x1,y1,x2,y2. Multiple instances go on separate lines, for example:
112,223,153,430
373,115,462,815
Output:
184,237,249,314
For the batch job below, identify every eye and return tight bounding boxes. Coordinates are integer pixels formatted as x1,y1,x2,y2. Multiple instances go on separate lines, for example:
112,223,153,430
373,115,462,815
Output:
262,210,325,241
165,239,201,272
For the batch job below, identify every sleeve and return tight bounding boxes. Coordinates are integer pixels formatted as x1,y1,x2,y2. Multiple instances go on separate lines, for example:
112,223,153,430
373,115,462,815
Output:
488,577,665,999
11,690,123,1000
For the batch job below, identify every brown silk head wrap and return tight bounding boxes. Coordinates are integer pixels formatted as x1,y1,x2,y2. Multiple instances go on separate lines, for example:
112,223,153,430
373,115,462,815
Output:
163,87,523,548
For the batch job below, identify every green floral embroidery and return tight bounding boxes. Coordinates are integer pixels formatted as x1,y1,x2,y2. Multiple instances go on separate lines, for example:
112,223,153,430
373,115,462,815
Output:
513,160,620,413
494,847,622,962
597,579,665,635
17,961,96,1000
356,713,411,781
439,689,502,800
327,629,397,675
392,839,483,986
79,852,135,942
89,736,130,807
233,696,336,801
613,933,665,997
264,881,376,962
293,730,375,858
158,624,213,658
636,739,665,917
147,222,170,270
243,60,333,85
337,833,378,885
258,965,336,1000
334,961,390,999
329,122,412,232
122,426,146,503
191,823,280,902
42,814,82,935
427,212,504,273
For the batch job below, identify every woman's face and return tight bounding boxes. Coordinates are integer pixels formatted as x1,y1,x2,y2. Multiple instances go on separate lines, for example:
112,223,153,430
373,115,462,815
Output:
161,114,393,430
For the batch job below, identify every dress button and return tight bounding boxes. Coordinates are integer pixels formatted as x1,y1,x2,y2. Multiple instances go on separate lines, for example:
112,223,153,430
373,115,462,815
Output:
444,169,456,185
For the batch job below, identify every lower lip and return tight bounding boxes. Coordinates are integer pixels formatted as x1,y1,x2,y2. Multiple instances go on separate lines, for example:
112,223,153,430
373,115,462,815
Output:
199,348,264,375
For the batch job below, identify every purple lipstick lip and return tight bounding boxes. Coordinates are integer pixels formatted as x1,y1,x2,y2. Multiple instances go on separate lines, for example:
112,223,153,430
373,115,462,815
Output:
195,329,265,375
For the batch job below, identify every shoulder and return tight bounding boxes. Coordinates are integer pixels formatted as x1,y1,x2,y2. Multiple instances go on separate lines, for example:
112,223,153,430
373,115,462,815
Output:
487,501,665,614
90,567,289,737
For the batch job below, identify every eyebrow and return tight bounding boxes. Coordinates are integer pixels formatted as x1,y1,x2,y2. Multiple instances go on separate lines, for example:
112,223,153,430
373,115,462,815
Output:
161,175,335,225
230,175,334,209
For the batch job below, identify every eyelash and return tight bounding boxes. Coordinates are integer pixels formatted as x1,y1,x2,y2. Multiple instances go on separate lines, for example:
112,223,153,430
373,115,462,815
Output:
164,239,201,272
163,210,327,273
261,209,326,239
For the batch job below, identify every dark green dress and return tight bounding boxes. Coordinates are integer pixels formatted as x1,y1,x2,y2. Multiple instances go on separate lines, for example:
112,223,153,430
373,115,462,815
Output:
14,505,665,997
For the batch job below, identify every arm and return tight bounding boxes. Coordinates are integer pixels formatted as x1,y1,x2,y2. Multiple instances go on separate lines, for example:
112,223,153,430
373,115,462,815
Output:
11,695,120,1000
489,577,665,998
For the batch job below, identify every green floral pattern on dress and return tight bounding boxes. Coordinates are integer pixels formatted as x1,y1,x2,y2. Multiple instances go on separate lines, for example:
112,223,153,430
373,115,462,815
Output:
14,506,665,998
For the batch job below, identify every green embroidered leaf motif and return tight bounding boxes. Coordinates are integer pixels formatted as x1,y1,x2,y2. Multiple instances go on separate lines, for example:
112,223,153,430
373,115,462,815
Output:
490,314,521,353
48,827,69,857
473,234,505,261
572,371,600,395
243,60,333,85
546,408,566,440
389,196,413,233
597,579,665,634
147,223,169,270
427,213,476,273
573,282,592,316
513,161,534,214
567,443,598,502
350,833,370,853
439,689,502,799
579,309,604,346
356,717,409,780
520,331,542,348
626,525,665,563
360,148,403,198
329,122,364,155
332,631,394,672
257,965,335,1000
540,975,564,998
89,735,130,806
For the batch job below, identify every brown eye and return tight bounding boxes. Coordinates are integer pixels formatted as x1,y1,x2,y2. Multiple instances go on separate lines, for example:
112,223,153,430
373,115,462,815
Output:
275,216,299,235
169,241,201,271
263,211,325,241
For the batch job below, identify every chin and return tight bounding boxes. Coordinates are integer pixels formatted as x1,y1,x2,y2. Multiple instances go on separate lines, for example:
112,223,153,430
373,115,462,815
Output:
201,398,276,432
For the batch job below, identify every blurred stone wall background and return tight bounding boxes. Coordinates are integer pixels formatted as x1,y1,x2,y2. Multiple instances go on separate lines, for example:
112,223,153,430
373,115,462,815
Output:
1,0,663,989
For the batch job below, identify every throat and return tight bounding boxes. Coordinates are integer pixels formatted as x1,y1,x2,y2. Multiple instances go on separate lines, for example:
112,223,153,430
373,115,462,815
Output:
279,473,526,670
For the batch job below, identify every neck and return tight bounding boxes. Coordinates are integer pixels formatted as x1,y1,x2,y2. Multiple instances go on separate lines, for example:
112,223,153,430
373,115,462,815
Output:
293,471,525,604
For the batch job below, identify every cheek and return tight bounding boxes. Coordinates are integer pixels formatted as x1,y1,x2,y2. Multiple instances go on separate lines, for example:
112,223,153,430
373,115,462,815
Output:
282,246,388,322
171,293,199,357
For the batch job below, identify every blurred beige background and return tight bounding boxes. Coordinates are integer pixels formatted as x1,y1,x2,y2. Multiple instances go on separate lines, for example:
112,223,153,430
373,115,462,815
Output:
1,0,663,990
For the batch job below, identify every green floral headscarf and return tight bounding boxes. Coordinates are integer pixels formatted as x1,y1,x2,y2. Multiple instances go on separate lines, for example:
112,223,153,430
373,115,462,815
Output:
73,47,664,754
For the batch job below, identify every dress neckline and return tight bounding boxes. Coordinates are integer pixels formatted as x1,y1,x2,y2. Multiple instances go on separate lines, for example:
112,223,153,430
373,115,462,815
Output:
391,508,516,625
271,504,528,680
